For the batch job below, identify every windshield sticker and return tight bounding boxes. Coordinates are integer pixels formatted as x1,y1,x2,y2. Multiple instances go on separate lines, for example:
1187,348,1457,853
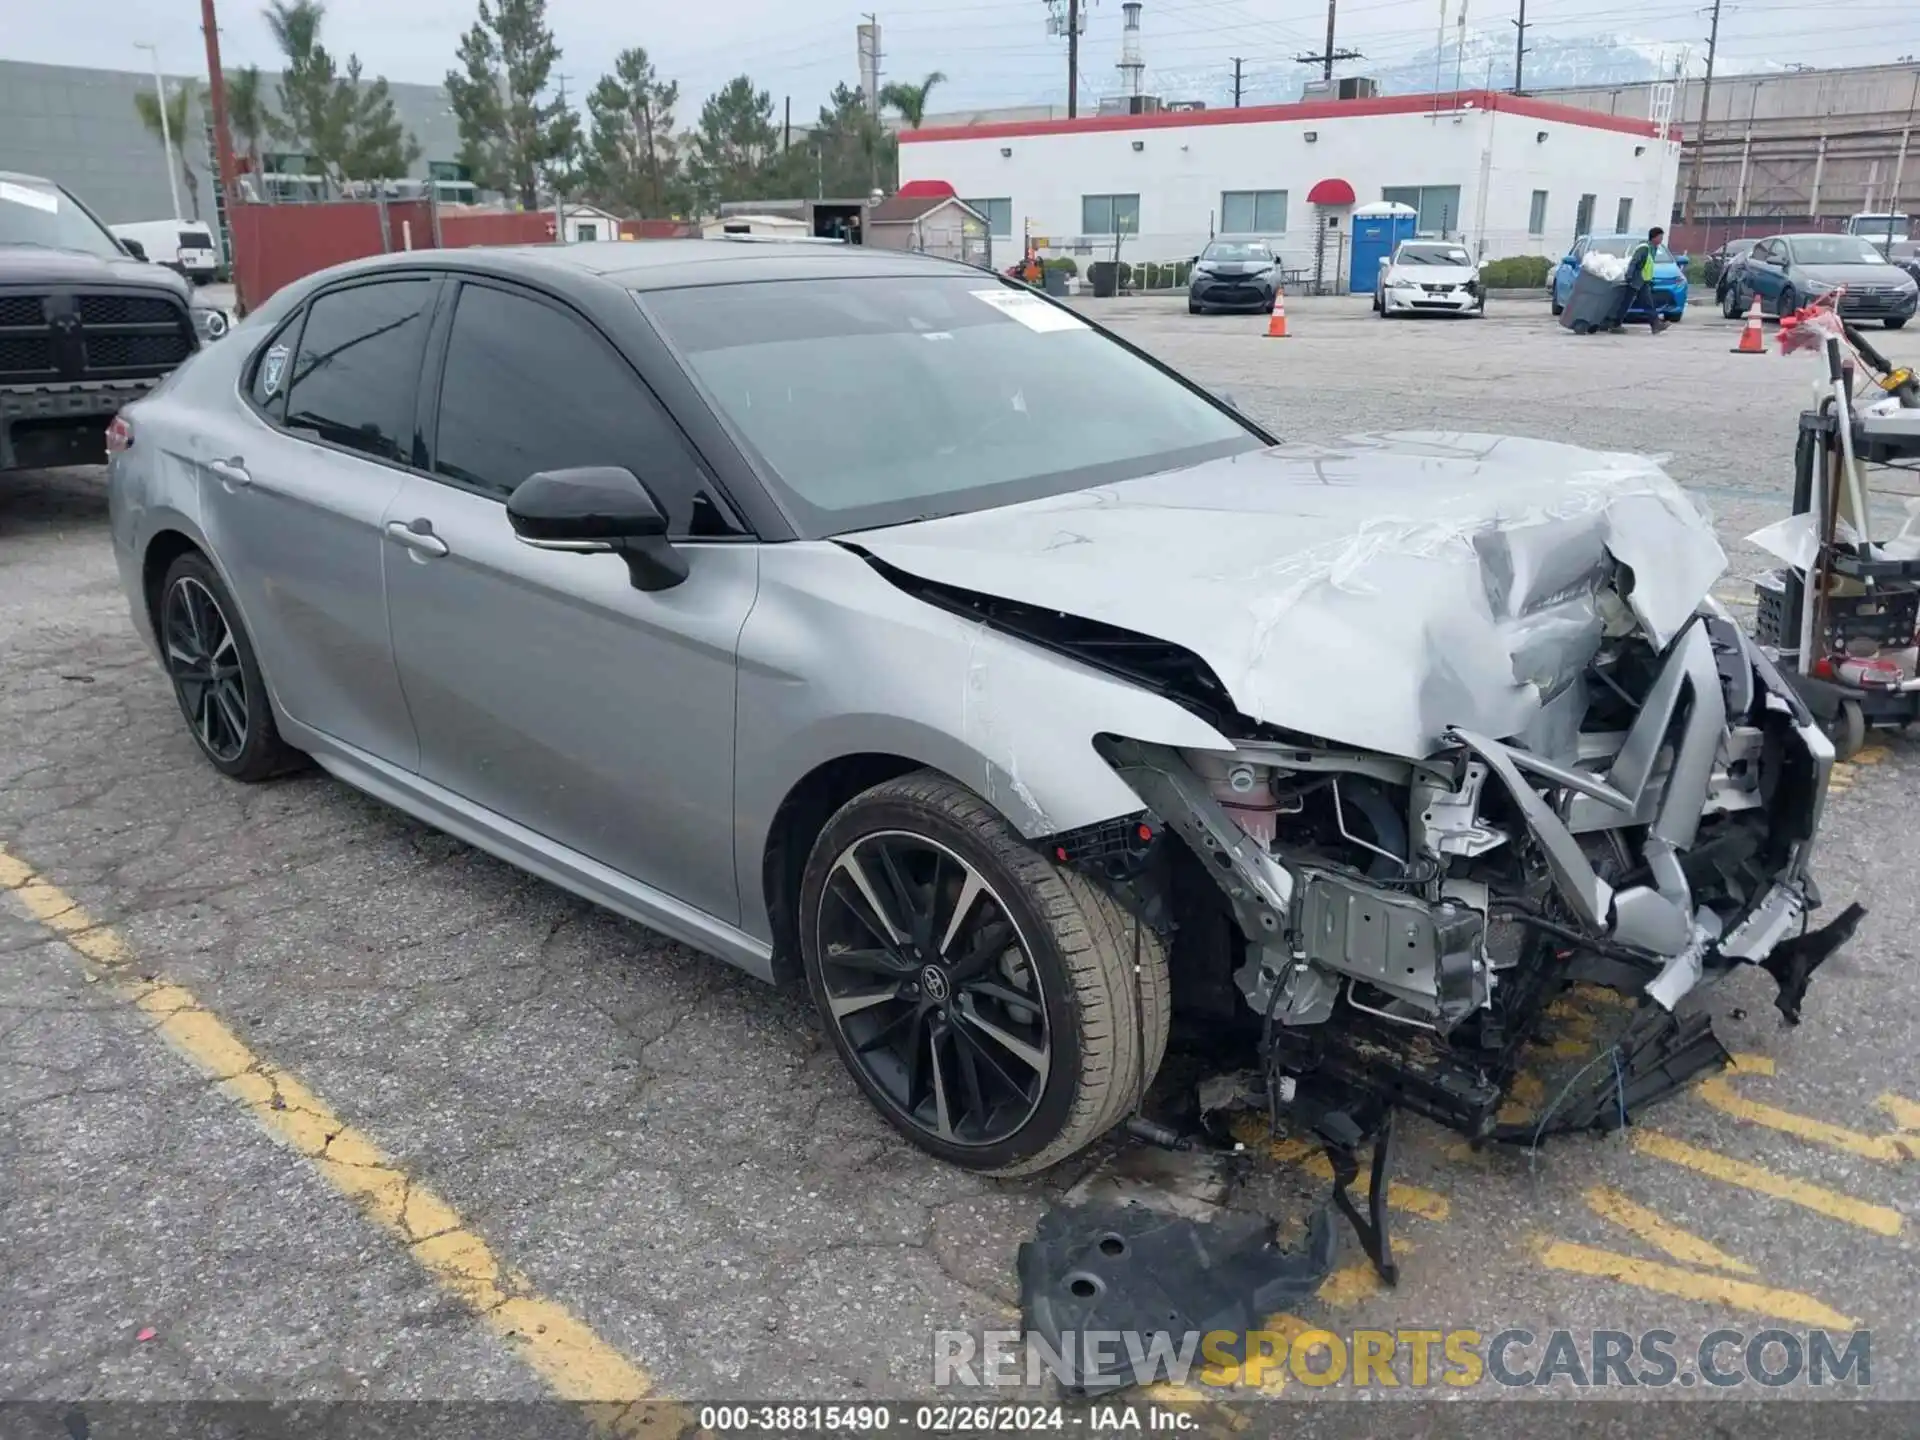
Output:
261,343,289,396
0,180,60,214
971,289,1087,333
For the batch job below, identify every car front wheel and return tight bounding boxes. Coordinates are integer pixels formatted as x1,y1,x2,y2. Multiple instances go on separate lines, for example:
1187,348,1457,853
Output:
157,551,300,781
799,771,1169,1176
1889,317,1909,330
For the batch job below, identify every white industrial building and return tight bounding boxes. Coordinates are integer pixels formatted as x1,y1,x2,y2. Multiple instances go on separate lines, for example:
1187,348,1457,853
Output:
900,89,1681,290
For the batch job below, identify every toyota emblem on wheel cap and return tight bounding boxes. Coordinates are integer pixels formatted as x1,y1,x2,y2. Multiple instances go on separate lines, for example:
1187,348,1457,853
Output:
920,966,950,1002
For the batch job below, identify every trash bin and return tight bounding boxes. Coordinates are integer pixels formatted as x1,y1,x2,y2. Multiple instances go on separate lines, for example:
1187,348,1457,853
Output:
1088,260,1120,298
1560,269,1625,334
1042,267,1069,297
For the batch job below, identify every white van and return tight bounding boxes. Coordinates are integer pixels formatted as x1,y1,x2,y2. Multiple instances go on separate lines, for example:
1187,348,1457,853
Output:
109,219,220,284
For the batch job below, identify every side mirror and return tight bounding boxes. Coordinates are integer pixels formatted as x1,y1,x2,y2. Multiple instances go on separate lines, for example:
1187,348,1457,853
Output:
120,238,148,261
507,466,687,591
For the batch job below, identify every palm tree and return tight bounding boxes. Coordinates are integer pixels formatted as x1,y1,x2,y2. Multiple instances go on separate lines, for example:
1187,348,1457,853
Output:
879,70,946,130
133,78,203,219
225,65,273,187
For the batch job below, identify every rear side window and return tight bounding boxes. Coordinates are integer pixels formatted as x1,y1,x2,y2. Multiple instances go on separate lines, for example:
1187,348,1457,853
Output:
282,278,435,463
431,282,722,533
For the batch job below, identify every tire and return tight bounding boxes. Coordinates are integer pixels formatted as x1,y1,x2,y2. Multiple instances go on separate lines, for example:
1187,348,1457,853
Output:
1723,285,1741,319
1188,299,1202,315
799,771,1169,1176
1550,297,1563,317
1830,699,1867,761
156,551,301,782
1888,318,1909,330
1667,309,1683,324
1779,285,1799,319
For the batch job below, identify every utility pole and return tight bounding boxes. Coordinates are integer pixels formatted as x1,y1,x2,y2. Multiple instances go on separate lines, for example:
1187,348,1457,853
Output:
1683,0,1723,224
197,2,242,306
135,43,182,220
1511,0,1529,94
784,95,792,152
1232,56,1244,107
1067,0,1079,118
1295,0,1361,82
553,73,569,243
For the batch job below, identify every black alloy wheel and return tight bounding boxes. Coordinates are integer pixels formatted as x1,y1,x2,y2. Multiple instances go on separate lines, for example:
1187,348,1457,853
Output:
813,829,1051,1150
163,574,249,764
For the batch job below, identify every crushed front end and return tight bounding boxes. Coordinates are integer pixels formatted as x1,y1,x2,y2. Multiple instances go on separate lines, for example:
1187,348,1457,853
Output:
1101,598,1859,1145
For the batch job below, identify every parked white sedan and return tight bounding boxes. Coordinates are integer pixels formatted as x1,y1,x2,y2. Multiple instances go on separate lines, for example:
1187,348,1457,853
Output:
1374,240,1485,317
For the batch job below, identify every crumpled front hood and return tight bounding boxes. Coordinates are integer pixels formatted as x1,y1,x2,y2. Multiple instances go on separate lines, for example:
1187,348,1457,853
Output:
855,432,1727,759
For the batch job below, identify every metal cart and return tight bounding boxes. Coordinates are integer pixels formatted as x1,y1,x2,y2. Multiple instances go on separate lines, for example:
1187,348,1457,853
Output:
1751,324,1920,758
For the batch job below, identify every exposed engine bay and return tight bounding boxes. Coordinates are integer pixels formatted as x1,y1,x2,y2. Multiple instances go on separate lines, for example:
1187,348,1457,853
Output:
1073,599,1859,1148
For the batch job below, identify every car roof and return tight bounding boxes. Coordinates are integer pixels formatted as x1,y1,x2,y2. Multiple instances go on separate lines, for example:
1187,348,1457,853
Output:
311,239,975,292
0,170,59,189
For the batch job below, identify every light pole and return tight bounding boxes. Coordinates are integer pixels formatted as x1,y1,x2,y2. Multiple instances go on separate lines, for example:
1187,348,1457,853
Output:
135,42,183,220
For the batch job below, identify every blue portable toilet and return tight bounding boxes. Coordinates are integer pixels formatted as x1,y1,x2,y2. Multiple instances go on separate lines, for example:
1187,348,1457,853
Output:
1349,202,1417,294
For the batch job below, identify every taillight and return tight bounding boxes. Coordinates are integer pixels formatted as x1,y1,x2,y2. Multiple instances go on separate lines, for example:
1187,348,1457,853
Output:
106,414,133,454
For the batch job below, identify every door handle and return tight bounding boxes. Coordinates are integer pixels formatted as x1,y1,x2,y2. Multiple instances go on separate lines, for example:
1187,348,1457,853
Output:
385,519,449,558
208,456,251,487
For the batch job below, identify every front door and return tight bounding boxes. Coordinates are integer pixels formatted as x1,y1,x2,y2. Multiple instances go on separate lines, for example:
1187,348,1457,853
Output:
382,278,757,921
196,276,438,767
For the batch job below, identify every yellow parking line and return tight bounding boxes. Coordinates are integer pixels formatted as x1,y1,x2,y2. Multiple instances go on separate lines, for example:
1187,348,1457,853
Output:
1695,1055,1916,1163
0,847,683,1435
1582,1185,1755,1274
1878,1092,1920,1132
1631,1129,1904,1236
1317,1241,1416,1308
1533,1239,1857,1329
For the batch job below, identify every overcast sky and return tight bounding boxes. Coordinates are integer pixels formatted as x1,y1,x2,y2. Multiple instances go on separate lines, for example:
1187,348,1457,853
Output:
15,0,1920,119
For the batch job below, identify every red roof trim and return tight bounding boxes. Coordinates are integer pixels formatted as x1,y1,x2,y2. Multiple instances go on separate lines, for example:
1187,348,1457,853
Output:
900,89,1662,144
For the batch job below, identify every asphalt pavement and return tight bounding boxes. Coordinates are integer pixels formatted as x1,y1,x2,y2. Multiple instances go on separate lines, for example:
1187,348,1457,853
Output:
2,293,1916,1427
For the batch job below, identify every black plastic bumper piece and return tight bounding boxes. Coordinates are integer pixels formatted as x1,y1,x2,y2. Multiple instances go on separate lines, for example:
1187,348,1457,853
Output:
1018,1202,1337,1394
1763,901,1866,1025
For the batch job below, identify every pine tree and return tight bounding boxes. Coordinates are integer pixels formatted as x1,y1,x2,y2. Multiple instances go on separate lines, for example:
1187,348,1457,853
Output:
445,0,577,209
688,75,778,211
583,48,683,217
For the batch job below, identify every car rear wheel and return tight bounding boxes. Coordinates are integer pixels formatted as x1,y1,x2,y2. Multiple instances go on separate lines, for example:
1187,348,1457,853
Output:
157,552,300,781
1723,285,1742,319
799,771,1168,1176
1549,296,1563,317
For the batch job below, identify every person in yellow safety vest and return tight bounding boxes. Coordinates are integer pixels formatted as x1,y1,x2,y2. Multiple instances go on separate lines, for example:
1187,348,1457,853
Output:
1611,225,1669,334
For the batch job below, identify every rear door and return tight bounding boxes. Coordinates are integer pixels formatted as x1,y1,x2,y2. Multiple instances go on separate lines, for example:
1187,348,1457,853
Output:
381,277,758,920
1748,239,1787,310
196,275,437,767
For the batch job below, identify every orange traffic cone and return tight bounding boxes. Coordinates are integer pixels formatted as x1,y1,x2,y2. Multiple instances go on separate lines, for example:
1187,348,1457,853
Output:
1731,293,1765,354
1266,288,1290,338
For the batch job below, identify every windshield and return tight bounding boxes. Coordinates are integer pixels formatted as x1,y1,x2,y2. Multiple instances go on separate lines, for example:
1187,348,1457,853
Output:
0,177,126,258
1585,237,1674,262
1790,235,1890,266
643,275,1263,536
1200,242,1272,263
1396,243,1471,266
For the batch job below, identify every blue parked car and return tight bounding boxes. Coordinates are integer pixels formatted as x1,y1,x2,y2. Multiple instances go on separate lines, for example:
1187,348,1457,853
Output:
1549,234,1690,324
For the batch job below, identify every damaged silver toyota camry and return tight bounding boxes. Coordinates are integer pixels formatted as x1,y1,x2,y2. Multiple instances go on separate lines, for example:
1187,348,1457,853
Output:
109,243,1856,1183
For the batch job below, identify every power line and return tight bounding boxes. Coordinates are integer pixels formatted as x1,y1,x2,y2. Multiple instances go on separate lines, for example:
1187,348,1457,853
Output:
1295,0,1362,80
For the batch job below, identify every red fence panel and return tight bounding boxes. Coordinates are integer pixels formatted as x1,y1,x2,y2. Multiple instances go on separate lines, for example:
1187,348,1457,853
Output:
231,202,388,309
438,210,558,248
384,199,435,254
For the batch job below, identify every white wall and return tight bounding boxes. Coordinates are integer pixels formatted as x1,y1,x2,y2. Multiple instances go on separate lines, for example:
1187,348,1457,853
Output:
903,99,1680,273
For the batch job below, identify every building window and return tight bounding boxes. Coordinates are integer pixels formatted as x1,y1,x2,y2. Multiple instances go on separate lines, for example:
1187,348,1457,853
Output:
964,197,1013,238
1081,193,1140,236
1528,190,1548,235
1575,193,1596,237
1615,197,1634,233
1221,190,1287,233
1380,185,1462,237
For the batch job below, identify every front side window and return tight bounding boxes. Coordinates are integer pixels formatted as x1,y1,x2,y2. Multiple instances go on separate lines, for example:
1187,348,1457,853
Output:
282,278,436,463
643,275,1262,537
433,282,720,533
964,198,1013,238
1220,190,1287,233
1081,193,1140,236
